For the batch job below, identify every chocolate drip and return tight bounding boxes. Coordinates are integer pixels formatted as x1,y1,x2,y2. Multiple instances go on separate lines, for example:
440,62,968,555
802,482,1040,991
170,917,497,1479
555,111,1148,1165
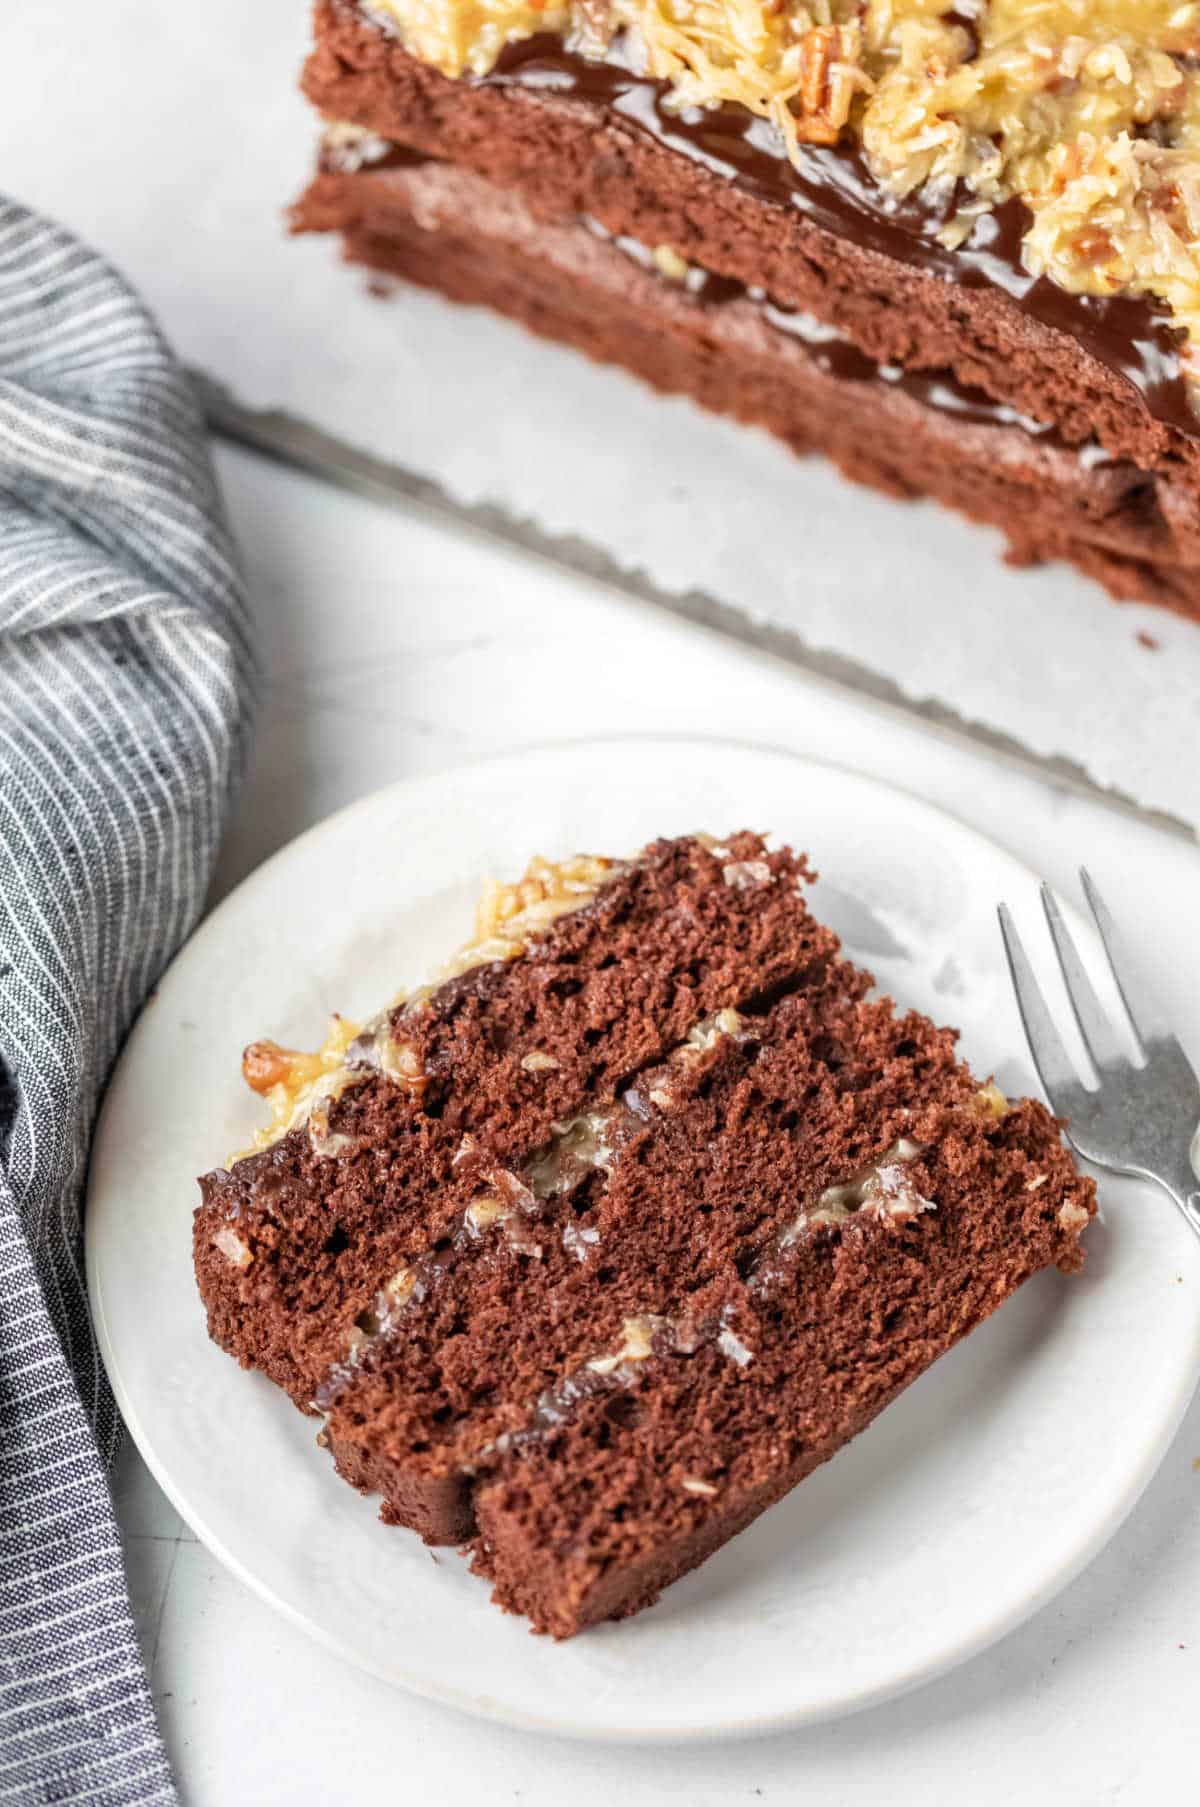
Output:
587,211,1112,459
759,298,1073,443
486,35,1195,439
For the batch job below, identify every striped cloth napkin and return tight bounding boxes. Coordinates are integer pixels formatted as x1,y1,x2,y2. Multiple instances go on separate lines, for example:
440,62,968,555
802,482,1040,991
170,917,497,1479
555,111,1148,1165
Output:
0,199,256,1803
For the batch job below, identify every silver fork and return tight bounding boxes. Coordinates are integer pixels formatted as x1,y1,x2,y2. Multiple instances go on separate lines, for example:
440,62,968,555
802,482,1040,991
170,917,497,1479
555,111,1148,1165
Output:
998,871,1200,1242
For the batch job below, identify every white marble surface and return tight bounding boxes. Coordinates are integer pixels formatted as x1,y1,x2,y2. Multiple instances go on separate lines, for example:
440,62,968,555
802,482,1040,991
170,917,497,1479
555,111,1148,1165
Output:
106,443,1200,1805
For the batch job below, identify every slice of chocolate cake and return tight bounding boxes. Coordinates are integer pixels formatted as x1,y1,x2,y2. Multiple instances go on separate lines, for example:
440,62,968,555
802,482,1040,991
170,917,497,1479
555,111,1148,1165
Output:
195,834,838,1408
195,831,1094,1634
291,2,1200,622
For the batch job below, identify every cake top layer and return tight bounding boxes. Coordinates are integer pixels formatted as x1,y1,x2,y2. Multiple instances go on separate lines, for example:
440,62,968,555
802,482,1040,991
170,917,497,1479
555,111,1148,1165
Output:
235,849,617,1157
364,0,1200,398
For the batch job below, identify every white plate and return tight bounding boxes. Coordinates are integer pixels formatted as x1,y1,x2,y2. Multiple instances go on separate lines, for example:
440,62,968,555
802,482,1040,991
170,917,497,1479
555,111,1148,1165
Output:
87,737,1200,1742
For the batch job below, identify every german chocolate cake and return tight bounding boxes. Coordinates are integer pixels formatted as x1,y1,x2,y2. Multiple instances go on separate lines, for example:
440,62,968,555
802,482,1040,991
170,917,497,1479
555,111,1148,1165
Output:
292,1,1200,622
195,834,1095,1636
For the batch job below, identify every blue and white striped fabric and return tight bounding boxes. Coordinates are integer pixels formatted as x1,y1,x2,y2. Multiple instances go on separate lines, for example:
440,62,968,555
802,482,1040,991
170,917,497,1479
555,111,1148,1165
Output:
0,198,256,1804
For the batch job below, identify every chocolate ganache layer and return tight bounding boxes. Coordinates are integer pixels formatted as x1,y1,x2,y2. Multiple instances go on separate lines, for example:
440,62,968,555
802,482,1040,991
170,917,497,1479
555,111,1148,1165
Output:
483,34,1195,439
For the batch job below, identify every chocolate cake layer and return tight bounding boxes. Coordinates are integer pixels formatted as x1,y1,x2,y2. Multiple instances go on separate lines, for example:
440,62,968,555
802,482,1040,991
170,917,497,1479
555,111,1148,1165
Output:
302,4,1200,492
473,1096,1083,1637
194,835,836,1409
294,155,1200,615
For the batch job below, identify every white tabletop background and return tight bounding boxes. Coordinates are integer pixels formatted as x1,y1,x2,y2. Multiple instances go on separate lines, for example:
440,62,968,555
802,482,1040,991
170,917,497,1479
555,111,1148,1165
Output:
92,446,1196,1805
6,2,1200,1792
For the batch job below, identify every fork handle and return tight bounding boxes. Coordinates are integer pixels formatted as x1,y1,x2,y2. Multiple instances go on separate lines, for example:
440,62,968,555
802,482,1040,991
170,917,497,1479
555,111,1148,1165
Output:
1158,1155,1200,1243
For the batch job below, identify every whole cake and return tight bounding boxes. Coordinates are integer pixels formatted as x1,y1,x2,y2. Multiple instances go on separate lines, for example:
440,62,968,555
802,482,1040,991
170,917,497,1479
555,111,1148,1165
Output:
292,1,1200,622
195,833,1095,1635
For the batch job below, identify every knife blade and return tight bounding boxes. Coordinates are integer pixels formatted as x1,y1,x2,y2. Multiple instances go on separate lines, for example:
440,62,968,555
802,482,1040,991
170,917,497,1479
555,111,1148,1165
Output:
190,367,1192,844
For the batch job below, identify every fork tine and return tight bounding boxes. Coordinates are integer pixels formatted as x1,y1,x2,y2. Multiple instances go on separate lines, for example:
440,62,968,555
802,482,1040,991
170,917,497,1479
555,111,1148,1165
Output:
998,904,1091,1115
1039,884,1125,1074
1079,869,1172,1056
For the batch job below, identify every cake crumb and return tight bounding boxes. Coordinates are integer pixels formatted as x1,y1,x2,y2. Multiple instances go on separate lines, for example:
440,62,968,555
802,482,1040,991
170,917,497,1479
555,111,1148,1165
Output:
465,1195,512,1234
213,1227,252,1269
1057,1199,1091,1233
587,1314,662,1375
718,1327,754,1367
1137,631,1160,650
722,859,772,889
